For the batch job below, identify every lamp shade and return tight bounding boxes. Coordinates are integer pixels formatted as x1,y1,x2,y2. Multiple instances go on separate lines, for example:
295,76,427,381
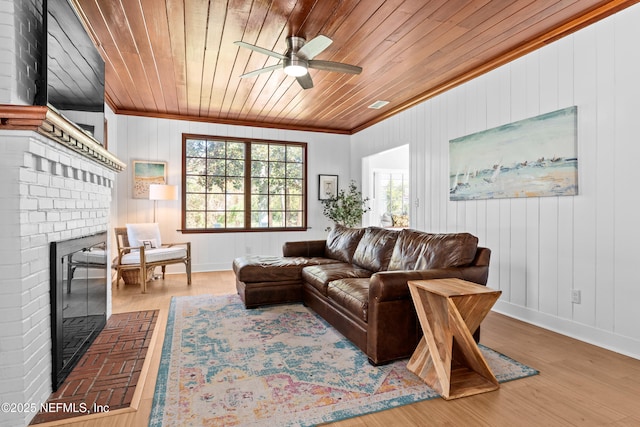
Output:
148,184,178,201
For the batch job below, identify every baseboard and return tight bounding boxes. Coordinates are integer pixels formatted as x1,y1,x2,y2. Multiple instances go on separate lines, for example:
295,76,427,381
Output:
493,300,640,360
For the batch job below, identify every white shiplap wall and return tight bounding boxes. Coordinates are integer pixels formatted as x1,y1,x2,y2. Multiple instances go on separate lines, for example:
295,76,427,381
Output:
351,4,640,359
113,115,351,272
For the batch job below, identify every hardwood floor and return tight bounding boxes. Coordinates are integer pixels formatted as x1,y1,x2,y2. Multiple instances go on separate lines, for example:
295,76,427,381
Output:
55,271,640,426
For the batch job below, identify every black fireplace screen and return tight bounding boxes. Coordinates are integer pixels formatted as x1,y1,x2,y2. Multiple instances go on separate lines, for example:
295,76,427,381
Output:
50,232,107,390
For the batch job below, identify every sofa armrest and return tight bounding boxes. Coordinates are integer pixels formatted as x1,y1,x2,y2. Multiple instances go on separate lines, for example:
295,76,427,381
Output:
474,247,491,266
282,240,326,257
367,269,465,364
370,269,460,302
370,266,489,303
367,266,489,363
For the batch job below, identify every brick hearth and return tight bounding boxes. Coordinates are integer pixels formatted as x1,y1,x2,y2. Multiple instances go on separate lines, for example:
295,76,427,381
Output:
30,310,158,425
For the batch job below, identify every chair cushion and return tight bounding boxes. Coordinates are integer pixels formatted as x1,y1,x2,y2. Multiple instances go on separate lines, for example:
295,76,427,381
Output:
121,247,187,264
126,223,162,249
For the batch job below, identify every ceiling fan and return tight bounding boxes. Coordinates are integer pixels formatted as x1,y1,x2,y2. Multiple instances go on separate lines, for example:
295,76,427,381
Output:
234,35,362,89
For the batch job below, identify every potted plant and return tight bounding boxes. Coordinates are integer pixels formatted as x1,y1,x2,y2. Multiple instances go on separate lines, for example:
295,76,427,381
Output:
321,180,370,230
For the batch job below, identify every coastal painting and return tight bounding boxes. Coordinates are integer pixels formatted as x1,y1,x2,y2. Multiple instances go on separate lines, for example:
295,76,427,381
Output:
133,161,167,199
449,106,578,201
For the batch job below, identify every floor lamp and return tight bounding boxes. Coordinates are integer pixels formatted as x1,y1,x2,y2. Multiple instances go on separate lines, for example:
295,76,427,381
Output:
148,184,178,280
149,184,178,222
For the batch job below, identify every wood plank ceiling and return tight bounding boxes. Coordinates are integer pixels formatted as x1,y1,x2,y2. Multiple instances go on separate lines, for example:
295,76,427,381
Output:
72,0,638,134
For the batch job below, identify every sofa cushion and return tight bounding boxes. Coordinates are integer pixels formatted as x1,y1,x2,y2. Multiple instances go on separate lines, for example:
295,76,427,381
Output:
233,255,339,282
327,278,370,322
325,224,365,263
302,263,372,296
388,229,479,271
352,227,399,272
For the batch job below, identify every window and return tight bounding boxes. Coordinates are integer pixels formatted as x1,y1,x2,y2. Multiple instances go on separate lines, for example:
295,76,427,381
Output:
182,134,306,232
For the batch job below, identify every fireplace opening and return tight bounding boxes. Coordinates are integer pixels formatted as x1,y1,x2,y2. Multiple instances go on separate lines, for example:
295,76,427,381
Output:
50,232,108,390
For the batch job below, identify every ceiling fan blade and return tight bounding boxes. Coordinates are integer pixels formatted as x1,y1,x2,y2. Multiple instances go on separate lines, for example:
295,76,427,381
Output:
239,64,282,78
297,35,333,60
296,73,314,90
234,41,286,60
309,60,362,75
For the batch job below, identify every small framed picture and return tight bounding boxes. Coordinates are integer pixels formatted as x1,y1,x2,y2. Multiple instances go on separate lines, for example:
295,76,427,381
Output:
318,174,338,200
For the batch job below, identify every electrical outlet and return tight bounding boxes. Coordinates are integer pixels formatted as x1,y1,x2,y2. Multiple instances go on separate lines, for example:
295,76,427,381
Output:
571,289,581,304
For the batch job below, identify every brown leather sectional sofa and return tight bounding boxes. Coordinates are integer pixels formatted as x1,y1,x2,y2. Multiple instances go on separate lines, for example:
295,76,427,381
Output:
233,224,491,365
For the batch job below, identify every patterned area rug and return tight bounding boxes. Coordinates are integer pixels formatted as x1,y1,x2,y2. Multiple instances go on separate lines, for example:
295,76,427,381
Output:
149,294,538,426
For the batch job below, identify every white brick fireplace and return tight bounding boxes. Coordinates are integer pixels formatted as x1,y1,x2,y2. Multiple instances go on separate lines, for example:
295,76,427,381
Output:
0,128,119,427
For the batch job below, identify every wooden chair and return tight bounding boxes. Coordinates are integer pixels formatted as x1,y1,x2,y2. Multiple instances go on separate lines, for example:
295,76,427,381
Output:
113,224,191,293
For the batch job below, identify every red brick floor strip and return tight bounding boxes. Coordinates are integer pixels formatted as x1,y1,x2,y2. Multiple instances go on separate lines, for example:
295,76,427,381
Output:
30,310,158,425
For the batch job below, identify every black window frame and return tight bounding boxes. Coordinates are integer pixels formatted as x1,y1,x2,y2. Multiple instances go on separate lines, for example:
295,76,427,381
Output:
181,134,307,233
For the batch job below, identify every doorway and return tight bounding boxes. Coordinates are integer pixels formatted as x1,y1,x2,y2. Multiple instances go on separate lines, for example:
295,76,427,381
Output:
362,145,410,228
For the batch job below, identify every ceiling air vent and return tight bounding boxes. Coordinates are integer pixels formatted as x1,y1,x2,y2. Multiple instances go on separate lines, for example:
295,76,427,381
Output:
368,100,389,109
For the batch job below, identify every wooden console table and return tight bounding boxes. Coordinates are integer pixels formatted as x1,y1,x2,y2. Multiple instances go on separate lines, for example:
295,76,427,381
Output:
407,278,502,400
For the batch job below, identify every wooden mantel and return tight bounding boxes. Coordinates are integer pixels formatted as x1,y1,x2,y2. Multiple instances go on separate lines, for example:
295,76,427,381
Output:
0,104,126,172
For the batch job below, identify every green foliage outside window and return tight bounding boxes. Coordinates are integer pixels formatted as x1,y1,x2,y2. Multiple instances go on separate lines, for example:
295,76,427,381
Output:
380,172,409,215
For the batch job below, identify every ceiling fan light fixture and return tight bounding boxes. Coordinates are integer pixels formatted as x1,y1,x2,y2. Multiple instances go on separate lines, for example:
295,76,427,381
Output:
283,57,308,77
237,36,360,89
284,64,308,77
